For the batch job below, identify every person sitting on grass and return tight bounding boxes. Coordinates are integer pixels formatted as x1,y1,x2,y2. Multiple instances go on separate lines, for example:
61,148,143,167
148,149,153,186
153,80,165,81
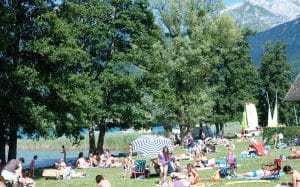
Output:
169,172,184,187
96,175,111,187
226,141,235,151
1,159,20,184
150,158,161,176
194,151,208,168
283,165,300,187
275,165,300,187
88,153,96,167
226,152,237,173
16,157,25,178
237,158,281,178
19,170,35,187
0,176,5,187
122,155,134,178
173,159,182,173
55,158,67,170
187,163,198,185
287,146,300,160
76,152,89,168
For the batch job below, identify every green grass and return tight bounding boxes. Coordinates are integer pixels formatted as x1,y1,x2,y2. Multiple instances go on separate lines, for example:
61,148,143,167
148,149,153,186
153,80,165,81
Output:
33,137,299,187
17,132,143,151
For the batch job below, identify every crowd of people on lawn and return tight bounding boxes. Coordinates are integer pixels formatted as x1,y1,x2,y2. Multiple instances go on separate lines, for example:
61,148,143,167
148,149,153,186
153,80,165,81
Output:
1,130,300,187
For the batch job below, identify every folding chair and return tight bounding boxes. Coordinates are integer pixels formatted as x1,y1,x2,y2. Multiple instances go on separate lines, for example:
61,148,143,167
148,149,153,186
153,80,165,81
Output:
261,158,281,180
132,160,146,179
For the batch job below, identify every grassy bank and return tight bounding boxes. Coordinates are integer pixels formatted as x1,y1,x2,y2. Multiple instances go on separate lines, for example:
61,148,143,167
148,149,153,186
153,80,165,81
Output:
34,137,299,187
17,132,143,151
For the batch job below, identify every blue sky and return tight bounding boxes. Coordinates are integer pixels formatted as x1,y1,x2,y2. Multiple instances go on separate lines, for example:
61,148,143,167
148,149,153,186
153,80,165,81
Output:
224,0,241,6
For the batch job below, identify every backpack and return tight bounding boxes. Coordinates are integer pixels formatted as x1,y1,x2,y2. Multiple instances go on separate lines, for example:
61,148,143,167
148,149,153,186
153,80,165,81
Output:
219,167,229,178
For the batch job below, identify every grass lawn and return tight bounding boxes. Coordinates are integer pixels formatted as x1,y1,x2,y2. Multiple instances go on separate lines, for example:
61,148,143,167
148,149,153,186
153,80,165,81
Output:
34,137,299,187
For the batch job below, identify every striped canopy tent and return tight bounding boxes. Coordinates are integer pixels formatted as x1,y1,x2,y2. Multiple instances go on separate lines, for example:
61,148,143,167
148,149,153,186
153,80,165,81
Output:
285,73,300,102
131,135,174,158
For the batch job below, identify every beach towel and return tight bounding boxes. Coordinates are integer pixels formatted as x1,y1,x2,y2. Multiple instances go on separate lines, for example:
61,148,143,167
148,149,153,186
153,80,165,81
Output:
250,140,270,156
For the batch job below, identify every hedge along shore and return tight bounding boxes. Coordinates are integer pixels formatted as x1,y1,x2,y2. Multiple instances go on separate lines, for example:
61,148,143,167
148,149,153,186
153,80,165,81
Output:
17,131,144,151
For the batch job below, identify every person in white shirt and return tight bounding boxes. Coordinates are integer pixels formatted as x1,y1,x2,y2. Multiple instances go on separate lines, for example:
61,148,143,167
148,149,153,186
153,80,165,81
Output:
278,132,284,143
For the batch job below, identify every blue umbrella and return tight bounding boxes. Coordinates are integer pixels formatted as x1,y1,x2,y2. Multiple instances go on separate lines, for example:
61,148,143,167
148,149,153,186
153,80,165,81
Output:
131,135,174,158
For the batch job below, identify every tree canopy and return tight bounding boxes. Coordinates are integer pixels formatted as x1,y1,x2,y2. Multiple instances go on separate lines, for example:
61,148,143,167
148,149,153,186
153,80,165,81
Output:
0,0,295,162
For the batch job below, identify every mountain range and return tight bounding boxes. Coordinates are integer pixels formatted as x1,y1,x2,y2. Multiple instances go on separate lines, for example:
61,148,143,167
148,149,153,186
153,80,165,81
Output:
248,17,300,76
225,0,300,77
225,0,300,31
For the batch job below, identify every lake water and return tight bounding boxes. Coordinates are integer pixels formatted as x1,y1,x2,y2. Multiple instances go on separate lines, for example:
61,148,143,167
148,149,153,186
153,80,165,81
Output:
13,126,166,168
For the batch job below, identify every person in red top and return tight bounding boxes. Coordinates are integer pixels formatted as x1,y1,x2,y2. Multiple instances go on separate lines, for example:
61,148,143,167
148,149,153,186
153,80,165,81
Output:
30,155,38,177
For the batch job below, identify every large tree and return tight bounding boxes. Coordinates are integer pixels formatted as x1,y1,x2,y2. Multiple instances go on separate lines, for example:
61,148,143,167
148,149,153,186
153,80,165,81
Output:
60,0,162,153
150,0,225,138
0,0,94,162
207,25,259,134
257,41,293,126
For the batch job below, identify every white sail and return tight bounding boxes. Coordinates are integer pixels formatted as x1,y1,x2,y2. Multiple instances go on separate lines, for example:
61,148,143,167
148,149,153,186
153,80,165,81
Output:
273,93,279,127
267,105,274,127
246,103,259,130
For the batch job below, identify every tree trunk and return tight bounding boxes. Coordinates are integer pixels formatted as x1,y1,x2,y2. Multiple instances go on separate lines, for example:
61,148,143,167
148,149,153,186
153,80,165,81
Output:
220,124,224,138
215,123,220,136
0,123,6,164
179,125,186,142
8,123,18,161
96,122,106,154
89,127,96,154
199,123,203,140
165,125,172,138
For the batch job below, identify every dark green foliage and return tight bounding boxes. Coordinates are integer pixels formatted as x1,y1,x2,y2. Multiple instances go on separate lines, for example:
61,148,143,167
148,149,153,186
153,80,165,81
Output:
263,127,300,144
58,0,161,153
257,41,293,126
208,26,259,131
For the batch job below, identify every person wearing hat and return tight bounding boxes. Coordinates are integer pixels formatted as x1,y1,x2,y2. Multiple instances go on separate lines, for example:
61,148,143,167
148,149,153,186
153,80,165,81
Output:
169,172,184,187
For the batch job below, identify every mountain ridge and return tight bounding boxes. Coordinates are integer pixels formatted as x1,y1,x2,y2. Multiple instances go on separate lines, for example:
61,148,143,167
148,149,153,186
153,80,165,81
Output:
248,17,300,77
225,0,300,31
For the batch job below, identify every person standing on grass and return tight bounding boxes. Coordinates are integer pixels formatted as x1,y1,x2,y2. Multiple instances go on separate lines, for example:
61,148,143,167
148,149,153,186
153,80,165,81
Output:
158,146,170,185
61,145,66,162
30,155,38,177
186,132,195,158
96,175,111,187
127,144,133,158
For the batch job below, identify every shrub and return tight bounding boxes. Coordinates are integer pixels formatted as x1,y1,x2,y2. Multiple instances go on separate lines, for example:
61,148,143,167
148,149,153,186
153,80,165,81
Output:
263,126,300,144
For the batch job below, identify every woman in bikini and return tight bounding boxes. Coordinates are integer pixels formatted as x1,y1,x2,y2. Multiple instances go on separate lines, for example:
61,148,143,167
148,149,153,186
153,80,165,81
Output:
187,163,198,185
280,165,300,187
